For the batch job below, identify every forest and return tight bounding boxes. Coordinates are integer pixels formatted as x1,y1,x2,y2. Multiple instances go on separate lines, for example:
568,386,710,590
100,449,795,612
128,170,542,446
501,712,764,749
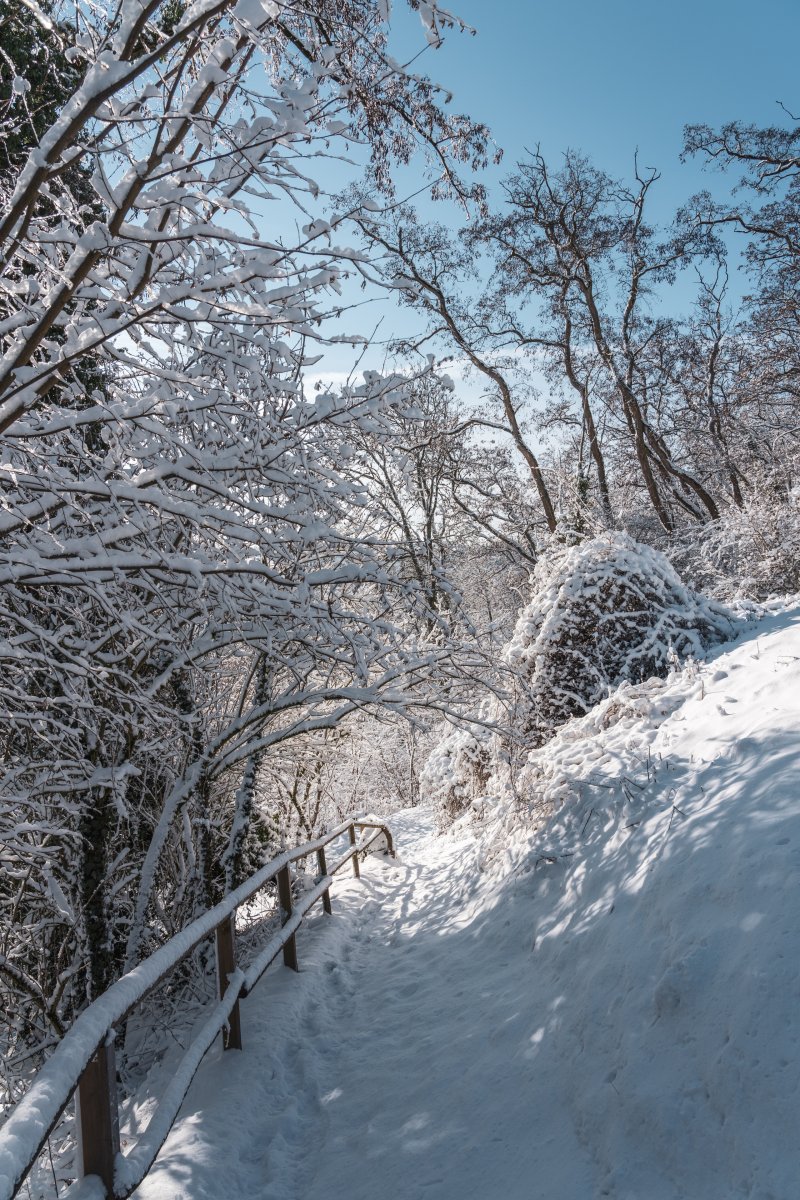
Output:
0,0,798,1192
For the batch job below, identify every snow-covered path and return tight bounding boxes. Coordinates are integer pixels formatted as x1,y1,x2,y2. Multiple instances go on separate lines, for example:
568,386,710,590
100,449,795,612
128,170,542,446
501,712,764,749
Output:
289,809,593,1200
132,807,594,1200
132,607,800,1200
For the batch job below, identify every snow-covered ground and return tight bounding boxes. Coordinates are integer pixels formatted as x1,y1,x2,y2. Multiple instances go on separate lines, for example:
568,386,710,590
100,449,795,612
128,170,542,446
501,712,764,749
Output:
129,605,800,1200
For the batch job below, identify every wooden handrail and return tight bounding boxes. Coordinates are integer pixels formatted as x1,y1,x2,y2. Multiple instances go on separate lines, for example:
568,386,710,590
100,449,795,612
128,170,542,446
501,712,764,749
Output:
0,817,395,1200
354,820,395,857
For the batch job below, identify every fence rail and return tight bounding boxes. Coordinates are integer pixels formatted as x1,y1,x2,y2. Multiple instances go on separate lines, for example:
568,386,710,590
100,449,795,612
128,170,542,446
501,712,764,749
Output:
0,817,394,1200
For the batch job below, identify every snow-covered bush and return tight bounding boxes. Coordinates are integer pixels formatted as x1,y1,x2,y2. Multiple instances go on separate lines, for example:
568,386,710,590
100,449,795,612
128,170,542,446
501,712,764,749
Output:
671,491,800,601
420,725,495,829
505,531,734,749
465,673,689,868
421,532,734,830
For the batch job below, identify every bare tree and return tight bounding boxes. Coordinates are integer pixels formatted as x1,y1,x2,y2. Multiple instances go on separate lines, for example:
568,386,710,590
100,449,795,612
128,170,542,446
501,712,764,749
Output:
684,116,800,466
352,205,560,533
478,150,721,531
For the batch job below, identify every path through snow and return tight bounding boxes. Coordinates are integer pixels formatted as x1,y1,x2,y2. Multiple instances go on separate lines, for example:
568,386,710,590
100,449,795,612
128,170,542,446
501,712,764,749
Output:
131,607,800,1200
131,806,594,1199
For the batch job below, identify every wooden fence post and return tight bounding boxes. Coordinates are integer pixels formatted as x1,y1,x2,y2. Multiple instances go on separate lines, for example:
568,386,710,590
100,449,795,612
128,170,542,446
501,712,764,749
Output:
276,865,299,971
76,1037,119,1197
316,847,332,914
215,914,242,1050
348,823,360,878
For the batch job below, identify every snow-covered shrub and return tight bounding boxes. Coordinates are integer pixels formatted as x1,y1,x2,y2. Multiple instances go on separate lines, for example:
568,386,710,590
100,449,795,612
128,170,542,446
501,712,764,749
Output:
421,531,734,831
505,531,734,748
671,491,800,601
469,668,695,871
420,725,495,829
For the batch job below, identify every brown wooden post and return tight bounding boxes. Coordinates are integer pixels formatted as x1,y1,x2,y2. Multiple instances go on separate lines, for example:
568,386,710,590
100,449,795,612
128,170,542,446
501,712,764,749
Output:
76,1038,119,1197
215,914,242,1050
276,864,299,971
348,823,360,879
316,847,332,914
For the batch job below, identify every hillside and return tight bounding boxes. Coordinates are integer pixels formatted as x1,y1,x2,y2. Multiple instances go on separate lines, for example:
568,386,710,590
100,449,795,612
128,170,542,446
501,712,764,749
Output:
123,603,800,1200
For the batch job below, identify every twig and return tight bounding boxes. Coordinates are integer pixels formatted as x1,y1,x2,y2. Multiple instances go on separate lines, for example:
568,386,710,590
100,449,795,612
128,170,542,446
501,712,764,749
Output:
47,1136,59,1196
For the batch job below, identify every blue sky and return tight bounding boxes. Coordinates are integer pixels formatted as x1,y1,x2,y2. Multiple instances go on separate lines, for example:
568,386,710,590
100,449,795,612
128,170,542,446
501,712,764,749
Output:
397,0,799,213
309,0,800,386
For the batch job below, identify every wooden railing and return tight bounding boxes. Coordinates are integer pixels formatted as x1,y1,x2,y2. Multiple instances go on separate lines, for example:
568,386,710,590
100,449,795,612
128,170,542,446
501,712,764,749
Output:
0,818,394,1200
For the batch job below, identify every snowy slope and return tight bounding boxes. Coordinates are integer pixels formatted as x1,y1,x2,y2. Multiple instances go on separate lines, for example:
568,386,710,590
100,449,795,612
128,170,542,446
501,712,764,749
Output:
129,606,800,1200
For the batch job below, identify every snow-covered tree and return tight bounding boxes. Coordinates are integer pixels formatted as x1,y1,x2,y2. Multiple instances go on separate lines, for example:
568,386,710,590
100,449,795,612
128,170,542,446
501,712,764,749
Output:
0,0,492,1093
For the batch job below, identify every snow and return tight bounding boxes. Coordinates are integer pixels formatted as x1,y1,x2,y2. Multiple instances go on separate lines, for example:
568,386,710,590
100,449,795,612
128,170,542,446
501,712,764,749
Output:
0,823,359,1198
115,974,246,1197
113,604,800,1200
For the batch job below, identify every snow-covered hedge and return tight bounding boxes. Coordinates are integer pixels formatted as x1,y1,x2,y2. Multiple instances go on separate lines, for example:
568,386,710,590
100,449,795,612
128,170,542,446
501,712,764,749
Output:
505,531,734,748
